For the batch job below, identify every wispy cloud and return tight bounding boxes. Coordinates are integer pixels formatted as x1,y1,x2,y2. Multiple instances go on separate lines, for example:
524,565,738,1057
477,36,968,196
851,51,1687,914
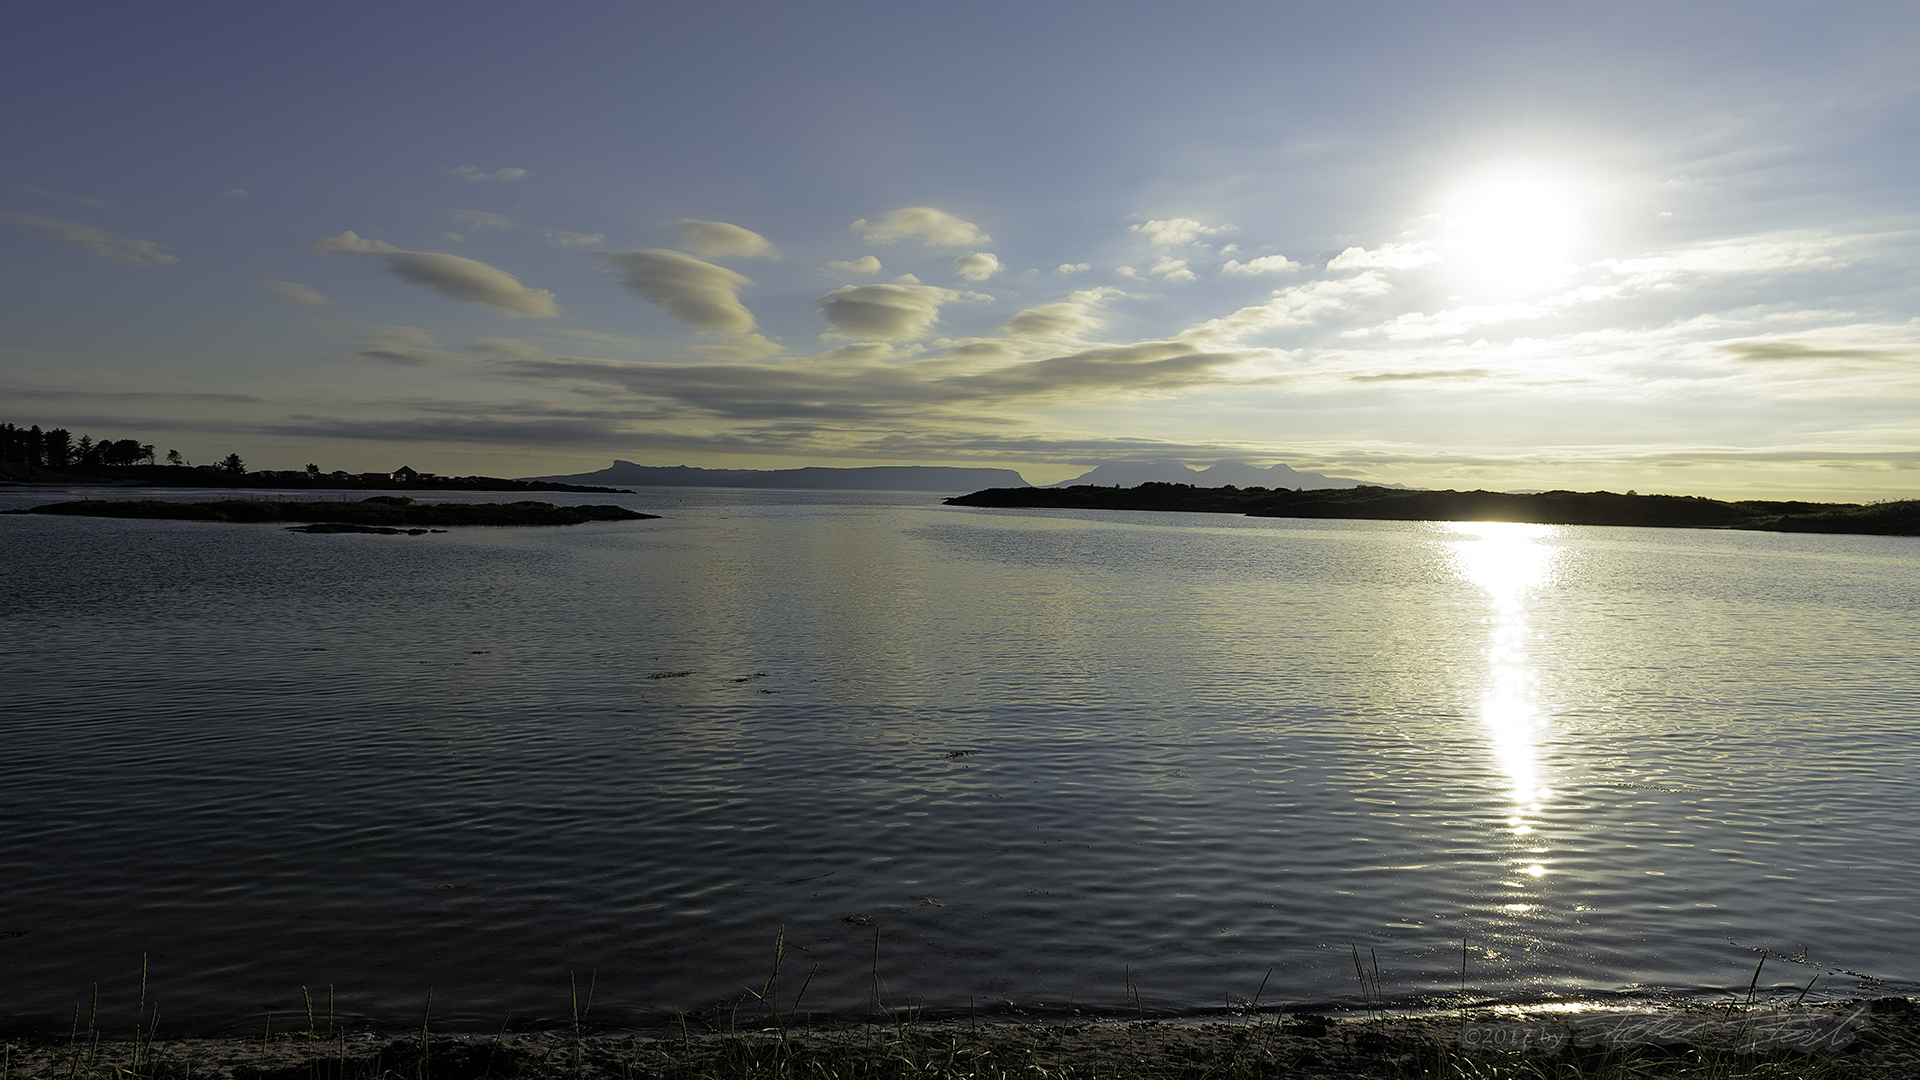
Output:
1328,243,1440,270
1130,218,1232,247
674,219,775,258
851,207,990,247
1150,256,1195,283
355,326,471,365
260,280,329,306
313,231,559,316
0,213,177,266
596,249,757,332
446,166,527,182
816,283,963,340
827,255,882,275
449,209,603,248
998,288,1114,341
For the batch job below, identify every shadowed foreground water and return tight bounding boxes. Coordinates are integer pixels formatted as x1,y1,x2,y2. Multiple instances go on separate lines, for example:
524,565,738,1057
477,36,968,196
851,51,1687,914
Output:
3,486,1917,1034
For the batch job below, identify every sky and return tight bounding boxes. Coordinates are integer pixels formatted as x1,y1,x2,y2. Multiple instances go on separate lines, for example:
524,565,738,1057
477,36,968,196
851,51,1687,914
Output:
2,1,1917,497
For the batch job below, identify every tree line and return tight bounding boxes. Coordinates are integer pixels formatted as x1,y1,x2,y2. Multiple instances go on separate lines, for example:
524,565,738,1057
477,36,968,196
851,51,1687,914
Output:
1,421,157,467
2,419,259,474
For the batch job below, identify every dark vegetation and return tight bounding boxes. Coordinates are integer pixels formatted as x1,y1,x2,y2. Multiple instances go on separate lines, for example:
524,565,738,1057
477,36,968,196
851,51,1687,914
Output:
946,483,1920,537
1,421,155,470
2,945,1907,1080
5,497,658,528
0,419,628,493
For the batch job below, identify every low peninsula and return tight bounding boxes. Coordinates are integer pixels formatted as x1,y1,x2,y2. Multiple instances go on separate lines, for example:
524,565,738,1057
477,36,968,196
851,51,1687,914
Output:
6,496,658,530
945,483,1920,536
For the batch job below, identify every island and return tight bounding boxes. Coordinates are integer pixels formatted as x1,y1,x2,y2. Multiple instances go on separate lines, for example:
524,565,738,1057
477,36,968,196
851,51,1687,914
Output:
944,483,1920,536
6,496,659,531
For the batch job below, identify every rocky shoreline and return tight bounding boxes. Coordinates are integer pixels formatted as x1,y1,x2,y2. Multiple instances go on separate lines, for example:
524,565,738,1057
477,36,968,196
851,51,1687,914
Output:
5,1001,1914,1080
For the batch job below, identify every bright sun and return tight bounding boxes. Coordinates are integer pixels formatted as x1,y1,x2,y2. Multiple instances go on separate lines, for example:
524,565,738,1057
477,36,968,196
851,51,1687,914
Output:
1442,167,1581,294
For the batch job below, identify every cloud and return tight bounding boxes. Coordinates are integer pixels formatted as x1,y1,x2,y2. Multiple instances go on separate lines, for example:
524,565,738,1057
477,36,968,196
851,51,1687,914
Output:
1362,303,1545,341
356,326,470,365
1130,218,1231,247
313,231,559,316
469,337,545,361
1057,262,1090,275
313,230,400,254
380,252,558,317
1328,243,1440,270
449,209,602,248
953,252,1001,281
949,340,1252,402
851,207,990,247
544,229,605,247
816,282,962,340
1593,236,1847,287
1716,339,1912,365
597,248,756,332
828,255,883,274
1220,254,1301,276
447,166,527,182
493,335,1257,424
1000,288,1115,340
1151,256,1195,283
260,280,329,306
14,185,108,208
224,188,248,199
450,210,514,232
1180,271,1392,343
692,333,784,361
1348,368,1493,383
0,213,178,266
674,220,775,258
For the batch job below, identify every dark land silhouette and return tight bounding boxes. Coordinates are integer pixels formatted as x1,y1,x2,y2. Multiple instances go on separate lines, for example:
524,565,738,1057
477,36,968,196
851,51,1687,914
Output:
0,461,631,493
7,496,658,528
523,460,1031,491
946,483,1920,536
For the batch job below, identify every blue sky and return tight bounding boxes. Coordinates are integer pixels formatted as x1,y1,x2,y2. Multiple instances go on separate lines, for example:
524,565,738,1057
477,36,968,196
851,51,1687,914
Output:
3,0,1916,496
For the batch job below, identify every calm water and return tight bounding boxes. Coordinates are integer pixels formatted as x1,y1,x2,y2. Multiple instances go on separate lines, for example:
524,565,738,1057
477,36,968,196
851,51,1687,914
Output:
3,485,1918,1034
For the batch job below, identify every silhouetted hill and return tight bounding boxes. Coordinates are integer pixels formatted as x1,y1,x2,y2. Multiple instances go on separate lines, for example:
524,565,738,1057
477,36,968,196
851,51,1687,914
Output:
1046,459,1396,489
524,461,1030,491
945,483,1920,536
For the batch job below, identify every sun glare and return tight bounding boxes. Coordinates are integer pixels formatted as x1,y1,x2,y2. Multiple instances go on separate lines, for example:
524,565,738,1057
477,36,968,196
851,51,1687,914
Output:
1442,167,1581,294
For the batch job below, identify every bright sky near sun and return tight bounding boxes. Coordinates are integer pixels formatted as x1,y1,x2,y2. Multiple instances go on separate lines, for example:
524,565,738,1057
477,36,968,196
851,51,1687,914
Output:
3,0,1917,497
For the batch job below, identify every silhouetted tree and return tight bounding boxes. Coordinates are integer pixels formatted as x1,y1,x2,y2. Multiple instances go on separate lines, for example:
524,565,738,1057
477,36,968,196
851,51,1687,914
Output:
219,453,246,474
44,428,73,467
167,449,185,466
97,439,144,466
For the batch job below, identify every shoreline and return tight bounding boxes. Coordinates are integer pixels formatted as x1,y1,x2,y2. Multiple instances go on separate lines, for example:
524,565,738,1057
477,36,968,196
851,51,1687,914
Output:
944,484,1920,537
5,1000,1916,1079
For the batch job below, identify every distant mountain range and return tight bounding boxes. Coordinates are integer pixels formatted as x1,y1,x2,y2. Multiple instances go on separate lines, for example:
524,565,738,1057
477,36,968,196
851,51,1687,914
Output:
520,461,1031,491
1047,460,1401,490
